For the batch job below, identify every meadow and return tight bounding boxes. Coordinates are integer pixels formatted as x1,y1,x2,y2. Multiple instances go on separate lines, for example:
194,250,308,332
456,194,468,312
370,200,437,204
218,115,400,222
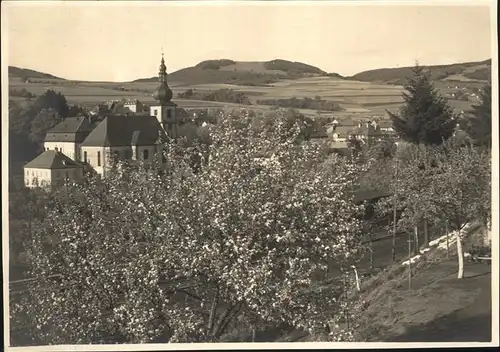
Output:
9,74,479,118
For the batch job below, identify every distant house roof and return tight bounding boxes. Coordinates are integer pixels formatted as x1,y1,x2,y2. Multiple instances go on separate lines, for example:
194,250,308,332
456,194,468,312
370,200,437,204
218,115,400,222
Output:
24,150,82,170
81,115,167,147
333,125,354,137
45,116,94,143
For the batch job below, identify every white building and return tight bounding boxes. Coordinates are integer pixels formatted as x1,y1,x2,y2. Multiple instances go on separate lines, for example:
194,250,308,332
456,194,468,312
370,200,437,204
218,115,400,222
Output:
24,150,84,188
43,116,93,161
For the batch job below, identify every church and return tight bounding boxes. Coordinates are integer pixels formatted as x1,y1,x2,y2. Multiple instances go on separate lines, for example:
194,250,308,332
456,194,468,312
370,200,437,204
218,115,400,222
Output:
24,55,201,188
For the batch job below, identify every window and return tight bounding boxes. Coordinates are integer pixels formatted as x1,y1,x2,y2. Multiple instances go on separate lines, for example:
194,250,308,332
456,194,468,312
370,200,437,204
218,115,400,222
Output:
97,151,101,166
55,147,59,152
84,151,88,163
143,149,149,160
154,109,158,116
166,110,172,118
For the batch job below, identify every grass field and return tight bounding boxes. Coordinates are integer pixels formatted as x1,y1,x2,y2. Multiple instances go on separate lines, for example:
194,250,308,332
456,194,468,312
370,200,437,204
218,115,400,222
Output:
9,74,479,118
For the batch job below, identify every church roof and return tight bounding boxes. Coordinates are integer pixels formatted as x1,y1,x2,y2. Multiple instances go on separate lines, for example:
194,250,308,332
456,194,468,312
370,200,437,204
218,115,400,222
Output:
24,150,82,170
45,116,94,142
80,115,167,147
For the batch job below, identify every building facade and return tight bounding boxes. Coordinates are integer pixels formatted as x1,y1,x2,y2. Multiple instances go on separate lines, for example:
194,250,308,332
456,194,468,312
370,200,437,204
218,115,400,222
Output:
24,150,84,188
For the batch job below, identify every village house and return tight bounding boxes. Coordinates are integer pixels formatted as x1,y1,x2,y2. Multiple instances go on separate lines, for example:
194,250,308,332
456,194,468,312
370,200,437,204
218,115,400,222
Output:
24,150,84,188
43,115,94,161
124,99,145,113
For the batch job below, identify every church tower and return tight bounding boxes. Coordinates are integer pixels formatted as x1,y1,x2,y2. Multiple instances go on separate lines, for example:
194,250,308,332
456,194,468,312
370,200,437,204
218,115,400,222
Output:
150,54,179,139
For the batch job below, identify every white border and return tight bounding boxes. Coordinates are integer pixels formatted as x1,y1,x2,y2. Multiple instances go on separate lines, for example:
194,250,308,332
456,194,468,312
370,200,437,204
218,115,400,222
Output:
2,0,498,350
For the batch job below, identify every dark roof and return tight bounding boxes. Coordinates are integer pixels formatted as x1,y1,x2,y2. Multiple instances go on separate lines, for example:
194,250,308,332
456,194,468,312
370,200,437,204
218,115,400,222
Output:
81,115,167,147
24,150,82,170
45,116,94,142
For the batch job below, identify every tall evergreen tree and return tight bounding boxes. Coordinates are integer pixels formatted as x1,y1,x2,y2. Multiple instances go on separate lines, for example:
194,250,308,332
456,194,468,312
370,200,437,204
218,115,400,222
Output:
388,64,456,145
460,82,492,147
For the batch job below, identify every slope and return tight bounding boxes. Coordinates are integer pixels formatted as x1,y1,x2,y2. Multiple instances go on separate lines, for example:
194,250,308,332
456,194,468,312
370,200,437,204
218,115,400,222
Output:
9,66,64,80
349,59,491,85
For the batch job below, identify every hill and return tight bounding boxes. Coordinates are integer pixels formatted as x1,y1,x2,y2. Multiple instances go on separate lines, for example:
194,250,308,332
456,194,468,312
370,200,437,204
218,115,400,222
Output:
134,59,332,86
349,59,491,85
8,66,64,80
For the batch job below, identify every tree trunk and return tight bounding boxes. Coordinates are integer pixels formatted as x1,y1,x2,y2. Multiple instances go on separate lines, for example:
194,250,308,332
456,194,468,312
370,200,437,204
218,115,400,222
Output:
413,226,420,255
392,207,397,263
208,287,219,335
456,229,464,279
369,246,374,271
408,229,413,291
392,161,398,262
352,265,360,292
423,220,429,248
445,222,450,258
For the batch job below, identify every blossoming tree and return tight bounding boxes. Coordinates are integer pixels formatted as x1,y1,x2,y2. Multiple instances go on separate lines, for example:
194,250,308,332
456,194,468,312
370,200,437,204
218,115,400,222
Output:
16,110,366,344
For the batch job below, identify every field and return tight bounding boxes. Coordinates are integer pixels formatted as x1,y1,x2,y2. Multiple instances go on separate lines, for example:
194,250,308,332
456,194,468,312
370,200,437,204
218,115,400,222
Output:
9,74,481,118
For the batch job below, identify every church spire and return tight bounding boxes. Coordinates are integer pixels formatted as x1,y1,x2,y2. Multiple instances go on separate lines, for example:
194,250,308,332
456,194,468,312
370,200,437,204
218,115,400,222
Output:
153,52,173,103
159,51,167,81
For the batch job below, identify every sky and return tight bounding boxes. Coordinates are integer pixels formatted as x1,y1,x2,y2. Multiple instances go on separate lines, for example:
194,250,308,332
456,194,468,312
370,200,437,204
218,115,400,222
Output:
4,1,494,82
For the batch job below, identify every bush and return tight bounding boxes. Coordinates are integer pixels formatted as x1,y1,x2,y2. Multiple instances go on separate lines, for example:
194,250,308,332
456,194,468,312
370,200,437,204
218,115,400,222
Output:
256,96,343,112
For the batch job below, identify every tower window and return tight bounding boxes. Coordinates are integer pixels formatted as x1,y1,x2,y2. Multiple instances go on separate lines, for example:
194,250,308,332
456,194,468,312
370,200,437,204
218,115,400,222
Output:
166,110,172,118
143,149,149,160
97,151,101,166
84,151,88,163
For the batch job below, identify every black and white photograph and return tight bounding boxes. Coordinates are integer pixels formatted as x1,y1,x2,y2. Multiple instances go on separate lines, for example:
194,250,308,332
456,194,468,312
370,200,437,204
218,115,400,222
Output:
2,0,498,350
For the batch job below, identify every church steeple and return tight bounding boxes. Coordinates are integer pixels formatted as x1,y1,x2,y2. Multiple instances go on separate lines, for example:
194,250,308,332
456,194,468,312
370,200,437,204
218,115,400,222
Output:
159,53,167,81
153,53,173,103
150,52,179,141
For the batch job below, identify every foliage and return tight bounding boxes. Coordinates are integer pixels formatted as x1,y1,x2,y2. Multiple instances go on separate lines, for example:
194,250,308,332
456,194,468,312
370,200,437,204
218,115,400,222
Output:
255,109,315,144
28,108,64,153
8,90,75,164
196,59,236,70
178,88,252,105
387,64,457,145
33,89,69,118
350,59,491,84
263,59,326,75
460,82,492,147
9,187,53,280
257,96,343,112
15,110,367,345
462,67,491,81
10,88,36,99
430,142,491,231
375,140,491,245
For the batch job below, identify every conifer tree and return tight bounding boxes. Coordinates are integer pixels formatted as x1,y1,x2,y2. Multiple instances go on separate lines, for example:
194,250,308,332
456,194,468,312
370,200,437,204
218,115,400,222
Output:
460,82,492,148
388,64,456,145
